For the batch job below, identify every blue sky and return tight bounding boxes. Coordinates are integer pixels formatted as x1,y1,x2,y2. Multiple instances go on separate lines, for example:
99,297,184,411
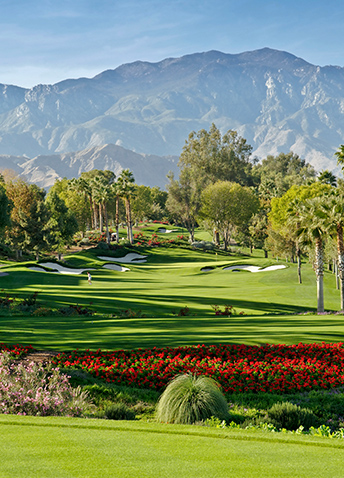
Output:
0,0,343,88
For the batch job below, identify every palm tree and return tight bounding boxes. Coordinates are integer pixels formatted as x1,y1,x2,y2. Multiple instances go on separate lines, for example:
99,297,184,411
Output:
111,181,121,244
117,169,136,244
285,200,304,284
92,173,116,241
335,145,344,169
294,197,328,313
320,192,344,310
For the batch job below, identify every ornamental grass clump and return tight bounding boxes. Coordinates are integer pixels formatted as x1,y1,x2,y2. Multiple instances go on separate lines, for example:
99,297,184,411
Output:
156,373,229,424
0,352,92,417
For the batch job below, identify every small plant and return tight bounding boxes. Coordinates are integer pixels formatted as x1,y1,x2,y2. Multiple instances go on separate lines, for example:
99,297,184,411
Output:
211,304,245,316
0,291,15,308
0,352,93,417
22,292,38,307
178,306,190,316
59,304,94,316
267,401,317,431
156,373,229,424
103,402,136,420
113,309,146,318
31,307,54,317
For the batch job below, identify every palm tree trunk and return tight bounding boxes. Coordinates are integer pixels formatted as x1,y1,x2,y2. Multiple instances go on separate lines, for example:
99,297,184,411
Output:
337,223,344,310
127,199,133,244
297,246,302,284
115,195,119,244
315,237,324,313
104,203,110,244
99,203,103,233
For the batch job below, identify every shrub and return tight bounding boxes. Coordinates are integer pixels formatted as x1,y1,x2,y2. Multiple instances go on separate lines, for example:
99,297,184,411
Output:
267,401,317,430
0,352,93,417
178,306,190,316
58,304,94,316
156,373,229,424
103,402,136,420
31,307,54,317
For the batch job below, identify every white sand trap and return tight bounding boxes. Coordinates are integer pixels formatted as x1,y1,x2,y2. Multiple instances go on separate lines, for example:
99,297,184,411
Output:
103,264,130,272
223,264,286,273
29,262,95,275
98,253,147,263
157,228,177,233
0,272,8,276
201,267,214,272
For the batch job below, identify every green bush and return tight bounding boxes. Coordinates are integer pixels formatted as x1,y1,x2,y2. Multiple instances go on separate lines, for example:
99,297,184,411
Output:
267,401,318,430
156,373,229,424
103,402,136,420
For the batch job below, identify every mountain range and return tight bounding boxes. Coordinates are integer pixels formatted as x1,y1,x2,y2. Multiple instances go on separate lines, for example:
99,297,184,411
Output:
0,47,343,188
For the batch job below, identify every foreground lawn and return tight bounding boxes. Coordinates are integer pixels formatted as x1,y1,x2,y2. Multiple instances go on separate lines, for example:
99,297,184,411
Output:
1,415,344,478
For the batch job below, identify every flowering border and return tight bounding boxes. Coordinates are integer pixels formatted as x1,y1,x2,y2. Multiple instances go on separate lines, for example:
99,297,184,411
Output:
51,342,344,394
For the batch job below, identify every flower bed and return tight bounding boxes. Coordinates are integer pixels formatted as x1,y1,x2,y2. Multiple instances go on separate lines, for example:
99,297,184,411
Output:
0,343,36,358
51,343,344,394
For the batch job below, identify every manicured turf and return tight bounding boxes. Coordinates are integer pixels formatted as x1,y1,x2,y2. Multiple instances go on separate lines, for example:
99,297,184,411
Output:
1,415,344,478
0,238,342,350
1,313,344,351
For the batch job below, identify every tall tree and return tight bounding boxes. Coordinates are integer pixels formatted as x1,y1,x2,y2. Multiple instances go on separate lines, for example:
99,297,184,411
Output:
117,169,136,244
51,178,90,236
179,123,255,187
5,180,49,260
200,181,259,251
45,191,79,260
254,152,316,200
166,169,200,243
0,182,12,234
319,192,344,310
293,197,328,313
269,182,332,283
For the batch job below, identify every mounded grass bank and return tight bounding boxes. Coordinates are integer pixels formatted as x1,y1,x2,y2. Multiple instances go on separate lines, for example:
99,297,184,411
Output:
1,415,344,478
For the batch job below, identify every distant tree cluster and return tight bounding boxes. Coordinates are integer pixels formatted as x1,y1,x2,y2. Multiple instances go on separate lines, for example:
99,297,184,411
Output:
0,168,169,259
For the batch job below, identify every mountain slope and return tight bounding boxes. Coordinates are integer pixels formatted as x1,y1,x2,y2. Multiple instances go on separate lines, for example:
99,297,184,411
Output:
0,48,343,175
0,144,178,189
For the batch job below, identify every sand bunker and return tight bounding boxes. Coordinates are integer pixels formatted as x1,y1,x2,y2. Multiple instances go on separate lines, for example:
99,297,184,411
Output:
103,264,130,272
29,262,95,275
0,272,8,276
223,264,286,273
201,267,214,272
98,253,147,263
157,228,177,233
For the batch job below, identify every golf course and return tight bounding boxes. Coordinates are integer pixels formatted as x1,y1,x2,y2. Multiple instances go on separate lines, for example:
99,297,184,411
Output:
1,223,344,477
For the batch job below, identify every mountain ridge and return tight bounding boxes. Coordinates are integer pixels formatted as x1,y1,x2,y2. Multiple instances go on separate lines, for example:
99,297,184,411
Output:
0,47,343,186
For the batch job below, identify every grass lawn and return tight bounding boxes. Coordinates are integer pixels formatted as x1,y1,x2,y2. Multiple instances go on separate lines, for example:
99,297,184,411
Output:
0,237,342,350
1,415,344,478
1,313,344,351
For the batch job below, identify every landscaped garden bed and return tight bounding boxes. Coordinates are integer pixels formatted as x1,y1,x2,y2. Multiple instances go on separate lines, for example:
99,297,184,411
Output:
50,342,344,394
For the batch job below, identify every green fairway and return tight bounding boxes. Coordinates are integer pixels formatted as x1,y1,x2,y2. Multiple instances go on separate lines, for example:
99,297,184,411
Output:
0,241,343,350
1,415,344,478
1,313,344,351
